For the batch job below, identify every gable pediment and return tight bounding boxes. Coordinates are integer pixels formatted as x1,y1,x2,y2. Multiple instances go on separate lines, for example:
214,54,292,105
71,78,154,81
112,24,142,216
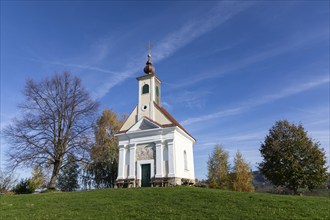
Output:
127,117,160,132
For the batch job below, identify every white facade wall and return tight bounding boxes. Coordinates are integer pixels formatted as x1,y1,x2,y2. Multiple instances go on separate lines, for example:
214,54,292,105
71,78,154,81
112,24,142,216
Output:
173,130,195,180
117,126,175,185
117,124,195,186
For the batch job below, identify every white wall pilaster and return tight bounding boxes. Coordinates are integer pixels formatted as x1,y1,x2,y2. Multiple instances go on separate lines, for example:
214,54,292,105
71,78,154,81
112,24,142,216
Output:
167,140,175,177
128,144,136,179
155,141,163,178
117,146,126,179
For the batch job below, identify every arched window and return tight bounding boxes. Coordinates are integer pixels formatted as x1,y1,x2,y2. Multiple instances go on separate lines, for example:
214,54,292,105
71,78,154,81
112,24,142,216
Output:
184,150,188,171
156,86,159,97
142,84,149,94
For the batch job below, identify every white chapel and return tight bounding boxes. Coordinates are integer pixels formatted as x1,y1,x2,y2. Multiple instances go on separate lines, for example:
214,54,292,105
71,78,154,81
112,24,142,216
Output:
116,53,196,187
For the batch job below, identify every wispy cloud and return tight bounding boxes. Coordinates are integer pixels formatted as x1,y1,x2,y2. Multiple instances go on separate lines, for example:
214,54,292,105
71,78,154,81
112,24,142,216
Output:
252,75,329,106
161,101,173,111
308,130,330,148
182,107,245,125
0,112,17,130
152,1,254,63
192,129,268,172
27,58,125,99
191,40,245,60
165,90,213,109
168,29,329,89
93,1,254,98
28,58,118,75
181,75,329,125
27,1,254,99
196,131,266,149
92,70,133,99
305,118,329,127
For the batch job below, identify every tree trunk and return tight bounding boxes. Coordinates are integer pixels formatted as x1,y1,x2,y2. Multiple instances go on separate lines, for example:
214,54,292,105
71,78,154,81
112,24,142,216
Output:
48,159,62,190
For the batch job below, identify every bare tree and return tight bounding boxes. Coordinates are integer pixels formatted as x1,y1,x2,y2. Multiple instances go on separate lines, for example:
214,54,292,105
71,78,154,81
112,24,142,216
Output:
3,72,99,189
0,169,17,193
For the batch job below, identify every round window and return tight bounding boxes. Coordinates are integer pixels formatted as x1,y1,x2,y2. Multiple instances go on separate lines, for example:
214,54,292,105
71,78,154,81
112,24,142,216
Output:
141,105,148,111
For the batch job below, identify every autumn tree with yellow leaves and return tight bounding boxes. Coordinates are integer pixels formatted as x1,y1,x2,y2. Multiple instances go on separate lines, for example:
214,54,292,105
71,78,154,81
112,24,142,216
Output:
232,150,254,192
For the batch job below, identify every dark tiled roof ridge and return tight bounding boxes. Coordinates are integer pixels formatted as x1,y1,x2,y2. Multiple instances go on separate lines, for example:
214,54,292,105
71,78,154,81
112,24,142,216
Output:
116,103,196,142
153,102,196,141
143,116,166,128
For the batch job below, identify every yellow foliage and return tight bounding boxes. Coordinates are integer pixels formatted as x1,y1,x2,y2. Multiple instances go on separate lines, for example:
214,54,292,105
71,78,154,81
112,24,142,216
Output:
232,151,254,192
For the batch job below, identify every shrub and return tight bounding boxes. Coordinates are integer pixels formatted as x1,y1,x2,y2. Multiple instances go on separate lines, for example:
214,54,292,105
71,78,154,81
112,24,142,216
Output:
13,178,37,194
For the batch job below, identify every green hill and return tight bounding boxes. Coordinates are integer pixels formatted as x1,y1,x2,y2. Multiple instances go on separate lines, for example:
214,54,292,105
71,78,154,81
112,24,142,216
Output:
1,187,329,219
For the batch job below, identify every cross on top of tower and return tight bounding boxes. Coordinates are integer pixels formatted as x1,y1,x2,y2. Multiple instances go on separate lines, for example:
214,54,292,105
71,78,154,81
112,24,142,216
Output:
147,40,152,57
144,41,155,75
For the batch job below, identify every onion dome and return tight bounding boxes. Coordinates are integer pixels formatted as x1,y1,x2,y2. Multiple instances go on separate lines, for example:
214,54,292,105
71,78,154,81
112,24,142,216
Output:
143,54,155,75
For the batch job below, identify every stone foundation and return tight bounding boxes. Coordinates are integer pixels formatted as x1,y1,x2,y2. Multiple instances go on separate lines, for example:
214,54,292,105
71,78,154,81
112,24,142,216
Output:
181,178,195,186
116,177,195,188
116,178,136,188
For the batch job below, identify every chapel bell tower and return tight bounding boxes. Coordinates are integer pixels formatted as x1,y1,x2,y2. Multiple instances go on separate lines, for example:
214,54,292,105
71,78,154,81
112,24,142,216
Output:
137,53,161,121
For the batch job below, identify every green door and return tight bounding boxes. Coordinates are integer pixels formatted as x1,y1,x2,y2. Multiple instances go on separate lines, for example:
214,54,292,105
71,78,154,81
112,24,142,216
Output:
141,164,151,187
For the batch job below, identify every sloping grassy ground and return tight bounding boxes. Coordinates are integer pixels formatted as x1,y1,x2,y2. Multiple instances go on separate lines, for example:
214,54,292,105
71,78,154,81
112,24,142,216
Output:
0,187,329,219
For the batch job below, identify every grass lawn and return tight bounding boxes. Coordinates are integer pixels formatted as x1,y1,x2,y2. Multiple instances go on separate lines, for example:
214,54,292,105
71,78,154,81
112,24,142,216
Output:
1,187,329,219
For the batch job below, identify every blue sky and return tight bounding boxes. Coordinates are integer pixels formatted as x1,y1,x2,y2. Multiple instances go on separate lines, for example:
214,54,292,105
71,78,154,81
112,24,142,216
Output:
1,1,329,180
